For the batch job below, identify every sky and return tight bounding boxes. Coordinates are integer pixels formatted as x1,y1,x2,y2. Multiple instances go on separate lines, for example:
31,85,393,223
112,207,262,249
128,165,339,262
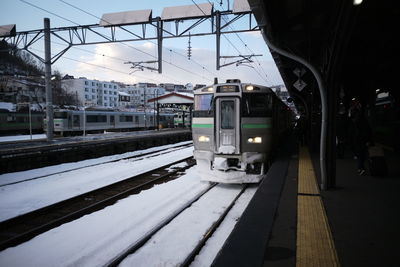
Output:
0,0,283,86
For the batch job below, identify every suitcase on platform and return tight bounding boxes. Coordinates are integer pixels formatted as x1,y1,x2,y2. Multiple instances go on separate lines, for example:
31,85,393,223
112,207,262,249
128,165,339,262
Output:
368,146,388,176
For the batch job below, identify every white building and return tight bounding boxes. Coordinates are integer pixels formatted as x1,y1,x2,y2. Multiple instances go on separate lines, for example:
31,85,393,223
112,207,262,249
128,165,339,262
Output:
61,77,119,108
123,83,166,108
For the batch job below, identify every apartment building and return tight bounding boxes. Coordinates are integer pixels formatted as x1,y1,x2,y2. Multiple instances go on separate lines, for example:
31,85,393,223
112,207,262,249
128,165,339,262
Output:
61,77,119,108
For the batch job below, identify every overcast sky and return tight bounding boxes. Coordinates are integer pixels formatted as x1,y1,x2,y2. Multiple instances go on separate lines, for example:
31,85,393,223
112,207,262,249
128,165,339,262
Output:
0,0,283,86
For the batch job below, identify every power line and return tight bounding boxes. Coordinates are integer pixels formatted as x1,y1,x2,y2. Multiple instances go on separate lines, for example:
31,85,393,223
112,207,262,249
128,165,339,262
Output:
58,0,218,79
50,41,184,84
19,0,212,84
210,0,273,85
19,0,78,26
190,0,270,85
28,47,166,84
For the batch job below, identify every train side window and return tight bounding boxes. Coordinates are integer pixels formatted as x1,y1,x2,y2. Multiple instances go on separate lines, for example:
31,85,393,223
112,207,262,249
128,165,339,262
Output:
194,94,213,117
120,115,133,122
135,116,139,124
87,115,107,123
242,93,272,117
54,112,68,119
7,115,16,122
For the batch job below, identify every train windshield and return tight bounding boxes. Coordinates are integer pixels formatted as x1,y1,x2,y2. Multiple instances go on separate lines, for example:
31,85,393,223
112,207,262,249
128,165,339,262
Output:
54,112,68,119
242,93,272,117
194,94,213,117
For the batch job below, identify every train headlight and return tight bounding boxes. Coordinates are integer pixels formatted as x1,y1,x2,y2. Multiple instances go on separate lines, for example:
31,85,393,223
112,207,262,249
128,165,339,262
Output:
247,137,262,143
246,85,254,91
198,135,210,142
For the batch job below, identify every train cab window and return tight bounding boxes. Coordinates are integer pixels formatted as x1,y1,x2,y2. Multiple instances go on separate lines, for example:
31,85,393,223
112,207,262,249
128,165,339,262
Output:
242,93,272,117
221,101,235,129
194,94,213,117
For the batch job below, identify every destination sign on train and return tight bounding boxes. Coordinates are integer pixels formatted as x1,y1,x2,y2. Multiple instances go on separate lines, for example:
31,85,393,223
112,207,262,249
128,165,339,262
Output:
217,85,239,93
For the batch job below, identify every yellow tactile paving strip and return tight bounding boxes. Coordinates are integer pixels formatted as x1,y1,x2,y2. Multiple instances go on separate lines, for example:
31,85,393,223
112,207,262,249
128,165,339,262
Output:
298,147,320,195
297,147,340,267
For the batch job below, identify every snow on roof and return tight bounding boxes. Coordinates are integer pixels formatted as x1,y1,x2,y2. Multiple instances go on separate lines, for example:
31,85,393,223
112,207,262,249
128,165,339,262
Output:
118,91,130,96
0,102,15,111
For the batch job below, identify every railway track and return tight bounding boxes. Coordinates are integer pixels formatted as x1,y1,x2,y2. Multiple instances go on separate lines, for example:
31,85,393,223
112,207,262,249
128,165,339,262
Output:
0,157,195,251
0,142,193,187
107,183,249,267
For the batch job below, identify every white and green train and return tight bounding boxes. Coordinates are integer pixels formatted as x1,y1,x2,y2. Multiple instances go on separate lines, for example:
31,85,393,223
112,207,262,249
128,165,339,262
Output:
192,79,292,183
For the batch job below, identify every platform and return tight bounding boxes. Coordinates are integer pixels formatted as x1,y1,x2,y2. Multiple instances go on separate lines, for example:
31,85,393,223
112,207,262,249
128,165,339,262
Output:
212,137,400,267
0,128,191,174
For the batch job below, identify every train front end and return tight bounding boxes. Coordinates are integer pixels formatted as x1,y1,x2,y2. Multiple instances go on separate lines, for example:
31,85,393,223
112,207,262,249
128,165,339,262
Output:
192,81,273,184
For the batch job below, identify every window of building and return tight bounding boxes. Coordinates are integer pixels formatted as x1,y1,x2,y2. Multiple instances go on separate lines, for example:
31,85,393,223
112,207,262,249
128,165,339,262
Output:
85,88,89,92
85,81,88,85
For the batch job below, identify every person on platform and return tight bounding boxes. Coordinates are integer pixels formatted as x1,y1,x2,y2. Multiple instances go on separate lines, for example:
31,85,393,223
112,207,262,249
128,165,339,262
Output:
349,101,372,175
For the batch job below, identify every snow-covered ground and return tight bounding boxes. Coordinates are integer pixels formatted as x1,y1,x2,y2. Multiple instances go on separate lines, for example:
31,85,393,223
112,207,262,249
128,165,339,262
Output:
0,134,46,142
0,141,192,186
0,142,193,222
0,141,257,267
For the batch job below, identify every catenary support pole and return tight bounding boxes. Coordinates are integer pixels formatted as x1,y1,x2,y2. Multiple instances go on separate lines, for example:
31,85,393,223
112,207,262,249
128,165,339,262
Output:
216,11,221,70
157,17,163,74
261,28,329,190
44,18,54,141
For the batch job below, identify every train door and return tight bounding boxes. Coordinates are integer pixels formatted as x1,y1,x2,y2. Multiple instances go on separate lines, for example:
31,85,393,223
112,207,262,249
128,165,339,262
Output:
68,114,72,128
215,98,240,154
110,115,115,128
73,115,80,129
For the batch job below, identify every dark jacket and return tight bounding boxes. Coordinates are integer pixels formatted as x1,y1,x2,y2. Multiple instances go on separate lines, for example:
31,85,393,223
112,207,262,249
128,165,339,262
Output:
350,112,372,152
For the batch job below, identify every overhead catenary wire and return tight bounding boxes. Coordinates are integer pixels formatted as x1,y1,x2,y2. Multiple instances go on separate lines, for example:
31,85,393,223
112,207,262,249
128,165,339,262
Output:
28,47,166,84
49,40,184,84
58,0,218,80
18,0,213,84
210,0,274,85
190,0,270,85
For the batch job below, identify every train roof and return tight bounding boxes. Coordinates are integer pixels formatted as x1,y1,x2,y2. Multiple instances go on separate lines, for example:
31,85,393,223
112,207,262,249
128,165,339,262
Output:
194,81,273,94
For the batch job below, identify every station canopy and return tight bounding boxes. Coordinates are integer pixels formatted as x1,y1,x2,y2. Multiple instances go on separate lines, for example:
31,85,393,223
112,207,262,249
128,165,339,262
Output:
148,92,193,105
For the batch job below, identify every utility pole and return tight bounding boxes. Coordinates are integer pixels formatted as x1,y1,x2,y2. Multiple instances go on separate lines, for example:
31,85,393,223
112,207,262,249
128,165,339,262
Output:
44,18,54,141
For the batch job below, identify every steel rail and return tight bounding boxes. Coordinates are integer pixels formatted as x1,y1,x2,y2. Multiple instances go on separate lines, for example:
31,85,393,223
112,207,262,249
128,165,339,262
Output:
0,143,193,187
0,157,194,251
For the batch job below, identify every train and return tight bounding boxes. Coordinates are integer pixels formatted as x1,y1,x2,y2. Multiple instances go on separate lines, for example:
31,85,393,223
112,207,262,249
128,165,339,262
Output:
44,109,175,136
174,111,191,128
0,111,44,135
192,79,293,184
